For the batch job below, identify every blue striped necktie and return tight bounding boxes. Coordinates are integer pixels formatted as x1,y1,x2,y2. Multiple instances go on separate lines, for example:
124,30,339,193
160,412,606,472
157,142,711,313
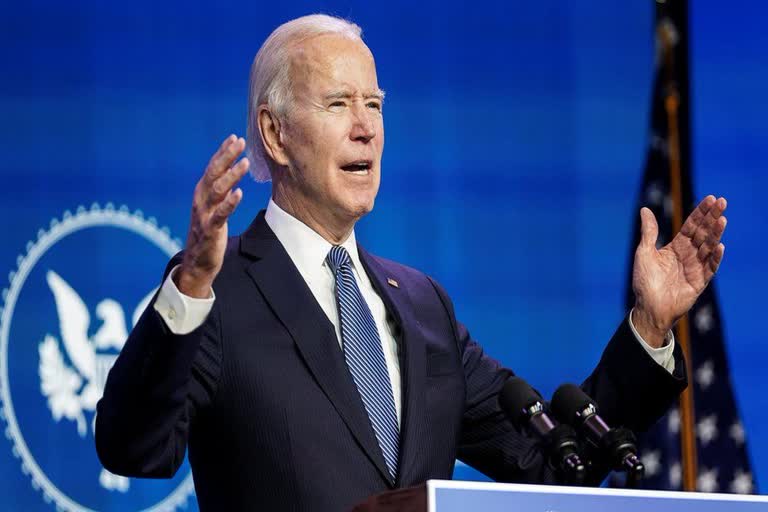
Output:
326,245,400,481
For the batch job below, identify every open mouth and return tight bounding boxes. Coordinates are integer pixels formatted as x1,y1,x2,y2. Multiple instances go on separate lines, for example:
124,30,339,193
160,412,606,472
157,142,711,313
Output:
340,160,373,175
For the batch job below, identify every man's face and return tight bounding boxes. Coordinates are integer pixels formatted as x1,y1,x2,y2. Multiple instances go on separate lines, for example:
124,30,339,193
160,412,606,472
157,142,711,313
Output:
279,34,384,225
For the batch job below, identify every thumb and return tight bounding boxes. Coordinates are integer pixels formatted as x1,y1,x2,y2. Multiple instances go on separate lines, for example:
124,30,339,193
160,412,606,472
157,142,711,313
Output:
639,207,659,249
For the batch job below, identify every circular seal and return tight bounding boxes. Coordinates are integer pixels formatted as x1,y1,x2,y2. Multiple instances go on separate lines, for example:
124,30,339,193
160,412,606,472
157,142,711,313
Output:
0,204,195,511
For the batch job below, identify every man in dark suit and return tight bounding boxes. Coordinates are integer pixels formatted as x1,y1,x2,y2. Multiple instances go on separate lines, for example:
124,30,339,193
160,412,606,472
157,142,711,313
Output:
95,14,728,511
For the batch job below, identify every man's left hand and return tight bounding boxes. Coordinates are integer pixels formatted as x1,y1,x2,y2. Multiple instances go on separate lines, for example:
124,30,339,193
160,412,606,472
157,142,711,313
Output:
631,195,727,348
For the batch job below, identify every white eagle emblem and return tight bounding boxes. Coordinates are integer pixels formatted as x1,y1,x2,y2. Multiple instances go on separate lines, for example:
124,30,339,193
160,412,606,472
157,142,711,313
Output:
39,269,156,492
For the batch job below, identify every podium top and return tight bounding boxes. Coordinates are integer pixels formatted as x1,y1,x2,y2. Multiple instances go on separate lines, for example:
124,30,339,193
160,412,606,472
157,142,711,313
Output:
427,480,768,512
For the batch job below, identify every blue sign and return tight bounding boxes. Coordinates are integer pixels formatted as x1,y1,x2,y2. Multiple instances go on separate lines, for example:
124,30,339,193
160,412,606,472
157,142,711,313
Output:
430,480,768,512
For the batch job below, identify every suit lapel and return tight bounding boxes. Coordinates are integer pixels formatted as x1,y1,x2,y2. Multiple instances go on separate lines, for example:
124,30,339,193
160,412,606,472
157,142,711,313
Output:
358,247,427,486
240,213,393,485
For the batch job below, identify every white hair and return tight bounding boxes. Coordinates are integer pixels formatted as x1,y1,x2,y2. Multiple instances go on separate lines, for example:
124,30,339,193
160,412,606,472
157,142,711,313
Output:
246,14,363,182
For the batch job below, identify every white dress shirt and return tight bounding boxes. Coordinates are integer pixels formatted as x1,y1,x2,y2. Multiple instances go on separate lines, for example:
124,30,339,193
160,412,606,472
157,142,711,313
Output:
153,200,676,422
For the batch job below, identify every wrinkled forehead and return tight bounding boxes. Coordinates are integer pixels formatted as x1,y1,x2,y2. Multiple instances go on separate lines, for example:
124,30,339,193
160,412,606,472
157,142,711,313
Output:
288,34,380,97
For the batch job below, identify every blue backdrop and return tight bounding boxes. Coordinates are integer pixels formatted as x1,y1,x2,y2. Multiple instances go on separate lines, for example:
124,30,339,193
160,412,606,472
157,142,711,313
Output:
1,1,765,510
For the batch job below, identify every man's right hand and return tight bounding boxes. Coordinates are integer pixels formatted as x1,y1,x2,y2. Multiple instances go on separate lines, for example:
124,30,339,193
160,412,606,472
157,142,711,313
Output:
175,135,250,298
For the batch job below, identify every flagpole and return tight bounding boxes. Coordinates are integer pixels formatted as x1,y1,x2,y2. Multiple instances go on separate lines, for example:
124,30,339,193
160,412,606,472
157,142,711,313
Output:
659,16,698,491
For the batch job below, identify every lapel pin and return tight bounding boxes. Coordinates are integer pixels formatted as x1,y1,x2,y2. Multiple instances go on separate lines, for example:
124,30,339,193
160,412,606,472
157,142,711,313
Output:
387,278,399,288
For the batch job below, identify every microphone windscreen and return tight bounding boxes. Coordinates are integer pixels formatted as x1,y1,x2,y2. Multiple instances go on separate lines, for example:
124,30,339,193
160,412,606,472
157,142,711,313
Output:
499,377,543,426
551,384,596,424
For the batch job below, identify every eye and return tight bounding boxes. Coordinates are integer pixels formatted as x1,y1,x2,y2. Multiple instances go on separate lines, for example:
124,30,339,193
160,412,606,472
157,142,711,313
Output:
329,100,347,109
367,101,382,112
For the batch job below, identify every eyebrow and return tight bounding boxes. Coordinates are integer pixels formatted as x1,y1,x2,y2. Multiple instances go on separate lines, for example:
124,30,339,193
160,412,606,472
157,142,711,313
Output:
324,89,386,101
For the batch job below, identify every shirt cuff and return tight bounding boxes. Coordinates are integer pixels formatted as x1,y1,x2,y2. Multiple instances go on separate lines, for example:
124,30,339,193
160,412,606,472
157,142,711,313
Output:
153,265,215,335
628,308,676,374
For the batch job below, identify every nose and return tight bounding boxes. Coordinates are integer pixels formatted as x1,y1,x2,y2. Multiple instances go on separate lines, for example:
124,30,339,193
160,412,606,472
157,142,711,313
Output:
349,104,376,143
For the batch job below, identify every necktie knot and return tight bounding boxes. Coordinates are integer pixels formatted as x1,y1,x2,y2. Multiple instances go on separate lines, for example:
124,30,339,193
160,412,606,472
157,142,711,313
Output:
326,245,351,274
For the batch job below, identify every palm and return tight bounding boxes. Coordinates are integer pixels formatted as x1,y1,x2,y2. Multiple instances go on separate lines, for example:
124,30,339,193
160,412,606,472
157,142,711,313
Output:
632,196,727,332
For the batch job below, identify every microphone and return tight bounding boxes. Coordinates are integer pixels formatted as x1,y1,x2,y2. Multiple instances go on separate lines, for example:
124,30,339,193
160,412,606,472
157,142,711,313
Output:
499,377,586,485
551,384,644,487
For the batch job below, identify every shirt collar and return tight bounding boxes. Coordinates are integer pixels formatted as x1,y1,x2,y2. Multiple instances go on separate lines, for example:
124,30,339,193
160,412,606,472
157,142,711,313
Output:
264,198,362,276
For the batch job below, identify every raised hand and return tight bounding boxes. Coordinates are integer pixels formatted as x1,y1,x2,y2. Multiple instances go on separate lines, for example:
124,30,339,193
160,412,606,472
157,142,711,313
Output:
631,195,727,348
176,135,250,298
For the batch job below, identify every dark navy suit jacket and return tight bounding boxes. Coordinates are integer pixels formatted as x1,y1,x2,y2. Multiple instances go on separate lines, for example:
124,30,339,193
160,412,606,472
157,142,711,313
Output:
96,212,687,511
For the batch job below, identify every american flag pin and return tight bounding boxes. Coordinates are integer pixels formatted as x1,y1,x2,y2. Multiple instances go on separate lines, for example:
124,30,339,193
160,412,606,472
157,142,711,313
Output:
387,278,399,288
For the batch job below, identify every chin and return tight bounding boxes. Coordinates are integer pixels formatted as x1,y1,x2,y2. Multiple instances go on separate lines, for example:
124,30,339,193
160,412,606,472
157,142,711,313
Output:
340,196,376,221
350,201,375,219
342,185,378,214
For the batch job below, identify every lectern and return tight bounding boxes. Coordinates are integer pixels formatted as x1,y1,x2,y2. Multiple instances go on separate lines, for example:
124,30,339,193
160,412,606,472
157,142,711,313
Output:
352,480,768,512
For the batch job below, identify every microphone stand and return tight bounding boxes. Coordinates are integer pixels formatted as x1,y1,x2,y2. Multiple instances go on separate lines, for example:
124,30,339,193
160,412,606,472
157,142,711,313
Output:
544,424,586,486
600,427,645,488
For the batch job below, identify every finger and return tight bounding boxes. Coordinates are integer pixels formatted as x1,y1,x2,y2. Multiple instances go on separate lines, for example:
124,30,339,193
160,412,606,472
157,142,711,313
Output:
208,157,250,205
204,134,236,179
693,216,728,247
692,205,727,248
679,195,716,237
715,196,727,214
704,243,725,280
696,217,728,263
707,214,728,244
696,216,727,260
692,197,727,247
205,136,245,184
214,134,237,160
210,188,243,228
639,207,659,249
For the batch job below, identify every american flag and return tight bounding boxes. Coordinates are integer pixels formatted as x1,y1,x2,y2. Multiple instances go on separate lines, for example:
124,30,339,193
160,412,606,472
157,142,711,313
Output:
618,1,757,494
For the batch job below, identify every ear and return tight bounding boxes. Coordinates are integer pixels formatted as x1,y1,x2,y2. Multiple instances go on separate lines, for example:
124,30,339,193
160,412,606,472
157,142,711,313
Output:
257,106,290,167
